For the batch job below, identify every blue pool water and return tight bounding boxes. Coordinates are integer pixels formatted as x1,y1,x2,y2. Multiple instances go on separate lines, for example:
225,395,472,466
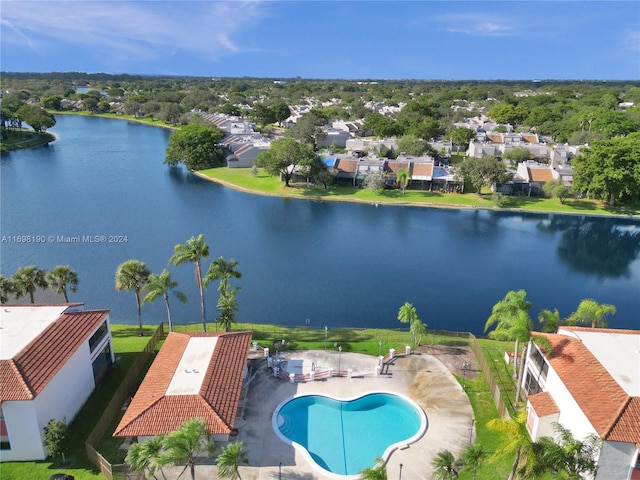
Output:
274,393,425,476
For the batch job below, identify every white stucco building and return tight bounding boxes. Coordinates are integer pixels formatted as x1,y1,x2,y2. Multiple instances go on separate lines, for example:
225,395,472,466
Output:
0,304,114,461
523,327,640,480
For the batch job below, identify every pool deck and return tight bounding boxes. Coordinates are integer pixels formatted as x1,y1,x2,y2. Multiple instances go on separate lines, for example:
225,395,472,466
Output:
160,349,475,479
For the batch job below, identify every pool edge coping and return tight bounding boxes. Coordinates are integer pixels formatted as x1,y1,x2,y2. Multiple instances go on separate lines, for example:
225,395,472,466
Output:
271,389,428,479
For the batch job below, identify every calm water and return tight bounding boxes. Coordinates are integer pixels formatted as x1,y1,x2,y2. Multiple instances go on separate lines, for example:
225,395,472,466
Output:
1,115,639,334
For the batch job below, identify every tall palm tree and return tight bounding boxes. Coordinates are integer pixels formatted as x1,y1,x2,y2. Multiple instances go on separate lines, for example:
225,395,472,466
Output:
216,441,249,480
143,269,187,332
115,260,151,336
11,265,48,303
484,290,532,402
359,457,386,480
125,435,167,480
397,301,419,326
169,234,210,332
0,275,14,304
396,167,410,196
216,287,240,332
161,417,217,480
46,265,79,303
204,257,241,294
459,444,487,480
431,449,458,480
566,298,616,328
538,308,561,333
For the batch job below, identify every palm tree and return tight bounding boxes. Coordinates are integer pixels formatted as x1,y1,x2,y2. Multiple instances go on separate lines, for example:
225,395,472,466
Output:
566,298,616,328
459,444,486,480
552,423,601,479
397,301,419,325
431,449,458,480
396,167,410,196
487,408,540,480
216,287,240,332
538,308,561,333
46,265,79,303
161,417,217,480
216,441,249,480
11,265,48,303
0,275,14,304
204,257,242,294
125,435,167,480
359,457,386,480
169,234,210,332
143,269,187,332
115,260,151,336
484,290,532,402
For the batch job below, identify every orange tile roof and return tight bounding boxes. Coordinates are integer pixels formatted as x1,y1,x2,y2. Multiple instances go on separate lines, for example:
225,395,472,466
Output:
528,168,554,182
114,331,252,438
336,159,358,174
1,309,109,401
411,163,433,177
529,391,559,417
385,161,410,174
534,332,630,437
487,133,503,143
605,397,640,445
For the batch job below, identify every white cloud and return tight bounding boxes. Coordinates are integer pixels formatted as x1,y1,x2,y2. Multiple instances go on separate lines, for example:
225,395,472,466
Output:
622,30,640,51
1,1,268,62
436,13,517,37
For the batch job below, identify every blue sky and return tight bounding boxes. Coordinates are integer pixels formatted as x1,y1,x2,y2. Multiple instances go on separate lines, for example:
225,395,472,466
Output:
2,1,639,80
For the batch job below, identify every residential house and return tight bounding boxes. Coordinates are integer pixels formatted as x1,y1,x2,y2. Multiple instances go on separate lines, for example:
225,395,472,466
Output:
114,331,252,442
523,327,640,480
1,304,114,461
223,134,271,168
317,128,351,148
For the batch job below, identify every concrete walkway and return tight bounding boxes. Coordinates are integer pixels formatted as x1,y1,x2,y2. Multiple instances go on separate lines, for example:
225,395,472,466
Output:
161,350,474,479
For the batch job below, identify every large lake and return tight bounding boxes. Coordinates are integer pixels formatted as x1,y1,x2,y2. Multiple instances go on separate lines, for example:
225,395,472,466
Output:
1,115,638,334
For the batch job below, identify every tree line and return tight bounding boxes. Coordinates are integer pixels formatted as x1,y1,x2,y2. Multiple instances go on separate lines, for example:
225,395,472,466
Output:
115,233,242,336
0,265,78,304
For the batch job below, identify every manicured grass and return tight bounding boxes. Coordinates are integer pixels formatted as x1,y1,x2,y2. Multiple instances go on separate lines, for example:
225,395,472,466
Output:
1,129,54,153
1,325,159,480
477,338,519,416
199,167,638,216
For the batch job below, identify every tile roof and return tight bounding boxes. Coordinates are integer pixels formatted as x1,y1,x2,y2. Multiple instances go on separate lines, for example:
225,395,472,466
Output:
529,391,559,417
411,163,433,177
114,331,252,438
605,396,640,445
533,332,631,438
528,168,554,182
336,158,358,174
385,161,410,174
0,309,109,401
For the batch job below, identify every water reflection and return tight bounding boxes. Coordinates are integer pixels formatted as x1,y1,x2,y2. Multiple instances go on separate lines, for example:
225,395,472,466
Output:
540,216,640,278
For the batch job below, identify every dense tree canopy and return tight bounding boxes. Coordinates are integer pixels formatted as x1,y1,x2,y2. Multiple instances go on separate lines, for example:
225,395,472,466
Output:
455,155,512,194
572,132,640,206
15,104,56,133
255,137,316,186
164,124,225,170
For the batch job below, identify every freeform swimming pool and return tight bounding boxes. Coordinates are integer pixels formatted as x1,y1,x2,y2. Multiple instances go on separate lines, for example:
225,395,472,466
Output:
273,392,427,477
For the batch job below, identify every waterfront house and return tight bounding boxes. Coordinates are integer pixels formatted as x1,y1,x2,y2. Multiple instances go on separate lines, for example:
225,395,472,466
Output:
1,304,114,461
523,327,640,480
114,331,252,442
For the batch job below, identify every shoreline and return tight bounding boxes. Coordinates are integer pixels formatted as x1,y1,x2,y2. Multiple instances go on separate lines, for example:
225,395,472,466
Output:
192,170,640,220
41,113,640,219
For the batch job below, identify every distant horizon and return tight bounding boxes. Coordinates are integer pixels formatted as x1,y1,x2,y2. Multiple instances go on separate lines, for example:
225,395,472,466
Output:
3,71,639,84
2,1,638,81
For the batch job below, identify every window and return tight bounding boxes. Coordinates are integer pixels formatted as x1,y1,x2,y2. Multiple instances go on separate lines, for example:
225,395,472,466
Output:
91,343,113,383
529,345,549,381
524,369,542,396
0,406,10,450
88,321,108,353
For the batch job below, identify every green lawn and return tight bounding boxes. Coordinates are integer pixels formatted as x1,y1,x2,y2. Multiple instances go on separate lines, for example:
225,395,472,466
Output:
477,338,520,417
1,129,54,153
199,166,639,216
1,322,523,480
